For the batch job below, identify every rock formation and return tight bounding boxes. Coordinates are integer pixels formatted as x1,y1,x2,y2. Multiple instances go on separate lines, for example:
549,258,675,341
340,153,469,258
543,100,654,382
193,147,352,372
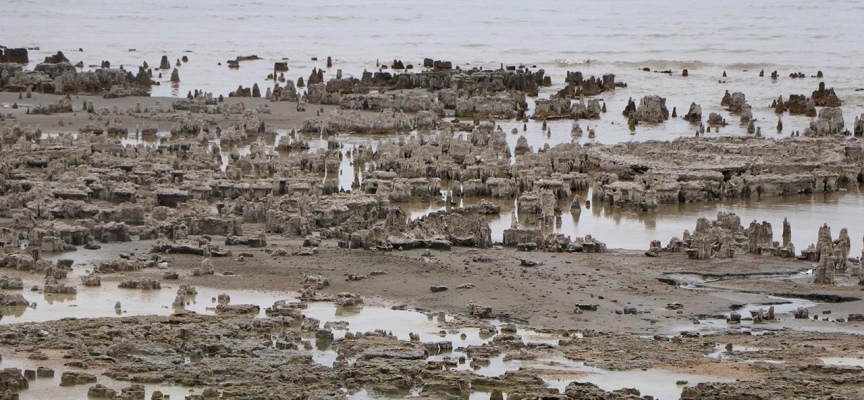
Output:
654,212,794,259
811,82,841,107
805,107,844,136
630,95,669,123
682,102,702,123
0,47,28,63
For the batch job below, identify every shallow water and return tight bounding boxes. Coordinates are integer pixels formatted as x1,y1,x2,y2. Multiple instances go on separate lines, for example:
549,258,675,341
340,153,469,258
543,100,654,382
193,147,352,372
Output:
0,356,194,400
405,185,864,255
0,252,743,400
5,0,863,106
820,356,864,367
358,353,733,400
0,258,563,354
673,294,822,335
706,344,784,364
574,369,735,400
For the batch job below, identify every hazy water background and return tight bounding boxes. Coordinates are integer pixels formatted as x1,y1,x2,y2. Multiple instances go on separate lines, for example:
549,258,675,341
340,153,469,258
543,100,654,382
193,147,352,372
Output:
4,0,864,252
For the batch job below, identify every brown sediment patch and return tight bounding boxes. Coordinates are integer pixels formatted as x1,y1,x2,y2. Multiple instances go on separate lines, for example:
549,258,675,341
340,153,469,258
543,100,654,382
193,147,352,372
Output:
662,361,763,381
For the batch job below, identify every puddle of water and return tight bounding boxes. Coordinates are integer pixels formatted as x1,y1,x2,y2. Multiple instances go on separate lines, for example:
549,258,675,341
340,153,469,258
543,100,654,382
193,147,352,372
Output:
0,265,737,400
0,267,563,370
425,350,733,400
576,369,735,400
821,357,864,368
350,355,733,400
706,344,784,364
40,241,156,268
0,272,300,324
302,303,562,347
0,356,194,400
707,344,768,359
674,293,819,335
427,352,598,377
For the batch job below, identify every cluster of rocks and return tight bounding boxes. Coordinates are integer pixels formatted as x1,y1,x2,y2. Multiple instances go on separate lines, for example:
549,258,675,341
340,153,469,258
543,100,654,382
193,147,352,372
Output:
802,224,860,284
503,226,607,253
625,95,670,124
649,212,794,259
0,307,860,399
7,101,862,256
587,136,863,209
0,116,589,251
648,213,864,286
0,61,151,97
301,108,438,134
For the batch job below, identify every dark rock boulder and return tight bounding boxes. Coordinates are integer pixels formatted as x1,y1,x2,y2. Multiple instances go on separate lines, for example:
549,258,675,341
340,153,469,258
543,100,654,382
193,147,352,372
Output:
0,47,28,63
44,51,69,64
812,82,841,107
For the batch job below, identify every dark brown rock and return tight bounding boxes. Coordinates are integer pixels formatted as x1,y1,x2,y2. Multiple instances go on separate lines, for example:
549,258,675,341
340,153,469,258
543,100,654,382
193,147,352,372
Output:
0,47,28,63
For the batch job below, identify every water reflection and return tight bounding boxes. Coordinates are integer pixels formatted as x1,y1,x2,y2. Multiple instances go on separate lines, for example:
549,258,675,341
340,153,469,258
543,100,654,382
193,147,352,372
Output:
401,184,864,255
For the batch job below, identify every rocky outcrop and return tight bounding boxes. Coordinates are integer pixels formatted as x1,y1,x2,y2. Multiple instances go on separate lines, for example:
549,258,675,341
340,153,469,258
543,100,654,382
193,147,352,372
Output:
780,94,817,117
334,292,363,307
360,67,545,96
517,189,556,216
814,247,835,284
0,63,23,88
812,82,841,107
855,114,864,137
655,212,794,259
29,97,73,115
60,372,97,386
683,102,702,123
805,107,844,136
0,292,29,306
271,81,298,102
570,98,602,120
44,51,69,64
707,112,725,126
0,47,28,63
304,82,342,105
155,188,190,207
630,95,669,123
398,208,493,248
533,97,571,119
586,136,858,208
302,109,438,134
118,278,162,290
455,92,526,119
225,233,267,248
0,368,29,391
27,66,153,96
340,93,444,115
564,72,616,96
722,91,748,114
44,277,77,294
0,275,23,289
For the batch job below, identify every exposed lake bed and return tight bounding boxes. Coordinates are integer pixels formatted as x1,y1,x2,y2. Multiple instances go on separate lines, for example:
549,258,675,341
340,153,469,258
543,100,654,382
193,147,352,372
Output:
3,1,864,397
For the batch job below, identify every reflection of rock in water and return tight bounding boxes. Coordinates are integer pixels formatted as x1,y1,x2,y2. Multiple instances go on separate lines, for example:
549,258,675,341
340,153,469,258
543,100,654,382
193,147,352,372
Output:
0,305,29,318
